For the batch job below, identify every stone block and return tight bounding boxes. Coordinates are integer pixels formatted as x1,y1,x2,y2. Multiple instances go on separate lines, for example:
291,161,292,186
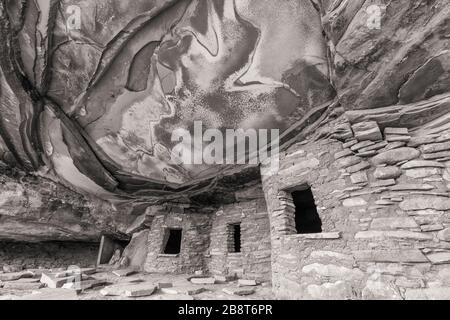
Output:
40,273,75,289
391,184,435,191
362,280,402,300
400,196,450,211
238,279,258,286
214,275,236,283
0,271,33,282
302,263,364,281
384,128,409,135
370,217,418,230
294,232,341,240
222,287,255,296
352,121,382,141
426,252,450,265
346,161,371,174
423,151,450,160
437,228,450,242
2,282,44,290
350,171,368,184
405,168,441,178
19,288,79,300
190,277,216,285
423,142,450,154
123,283,157,297
336,156,361,169
385,135,411,143
343,198,367,207
335,149,353,160
353,250,428,263
112,269,138,277
351,141,375,152
160,286,206,295
62,279,107,292
405,287,450,300
401,160,445,169
374,167,402,179
157,282,173,289
371,179,396,187
408,136,435,147
308,281,355,300
355,231,433,241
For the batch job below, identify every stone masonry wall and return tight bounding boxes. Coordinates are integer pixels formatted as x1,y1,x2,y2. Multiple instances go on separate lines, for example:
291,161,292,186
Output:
261,120,450,300
144,212,211,274
207,194,272,281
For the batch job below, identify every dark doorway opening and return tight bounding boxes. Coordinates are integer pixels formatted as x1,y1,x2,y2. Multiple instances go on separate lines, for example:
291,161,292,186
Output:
228,224,241,253
292,188,322,234
163,229,182,254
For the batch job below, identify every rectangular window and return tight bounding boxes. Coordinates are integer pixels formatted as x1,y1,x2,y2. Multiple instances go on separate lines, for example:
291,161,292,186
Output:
292,187,322,234
228,223,241,253
163,229,182,254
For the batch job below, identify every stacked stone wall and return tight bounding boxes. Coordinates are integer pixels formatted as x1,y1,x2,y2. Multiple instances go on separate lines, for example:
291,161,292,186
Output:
262,121,450,299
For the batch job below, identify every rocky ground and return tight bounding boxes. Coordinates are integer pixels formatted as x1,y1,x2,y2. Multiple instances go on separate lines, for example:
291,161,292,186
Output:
0,266,273,300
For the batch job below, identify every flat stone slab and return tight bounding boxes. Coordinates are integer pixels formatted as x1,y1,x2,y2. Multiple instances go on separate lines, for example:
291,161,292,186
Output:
400,196,450,211
353,250,428,263
143,294,195,300
112,269,138,277
2,282,45,290
401,160,445,169
370,217,418,230
294,232,341,240
160,286,206,295
62,279,108,291
100,282,157,297
372,148,420,165
0,271,33,282
40,273,75,289
124,283,157,297
426,252,450,265
214,275,236,283
157,282,173,289
355,231,433,241
223,287,255,296
190,277,216,285
391,184,435,191
238,279,258,286
19,288,79,300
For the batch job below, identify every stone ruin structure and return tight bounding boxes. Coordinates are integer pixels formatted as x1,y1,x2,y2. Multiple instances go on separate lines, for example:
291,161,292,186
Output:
1,0,450,299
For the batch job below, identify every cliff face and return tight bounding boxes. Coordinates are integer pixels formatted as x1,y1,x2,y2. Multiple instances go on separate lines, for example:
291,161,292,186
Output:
321,0,450,111
0,0,449,241
0,166,131,242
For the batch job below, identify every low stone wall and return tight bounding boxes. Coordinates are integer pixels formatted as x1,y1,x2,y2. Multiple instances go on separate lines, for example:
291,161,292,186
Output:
0,241,98,270
144,212,211,274
262,121,450,299
207,196,272,281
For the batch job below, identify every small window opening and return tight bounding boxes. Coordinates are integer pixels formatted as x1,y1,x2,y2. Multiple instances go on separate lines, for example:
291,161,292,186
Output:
228,223,241,253
163,229,182,254
292,188,322,234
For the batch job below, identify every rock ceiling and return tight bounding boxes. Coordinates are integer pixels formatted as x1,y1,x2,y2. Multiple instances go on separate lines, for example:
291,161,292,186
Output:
1,0,449,204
